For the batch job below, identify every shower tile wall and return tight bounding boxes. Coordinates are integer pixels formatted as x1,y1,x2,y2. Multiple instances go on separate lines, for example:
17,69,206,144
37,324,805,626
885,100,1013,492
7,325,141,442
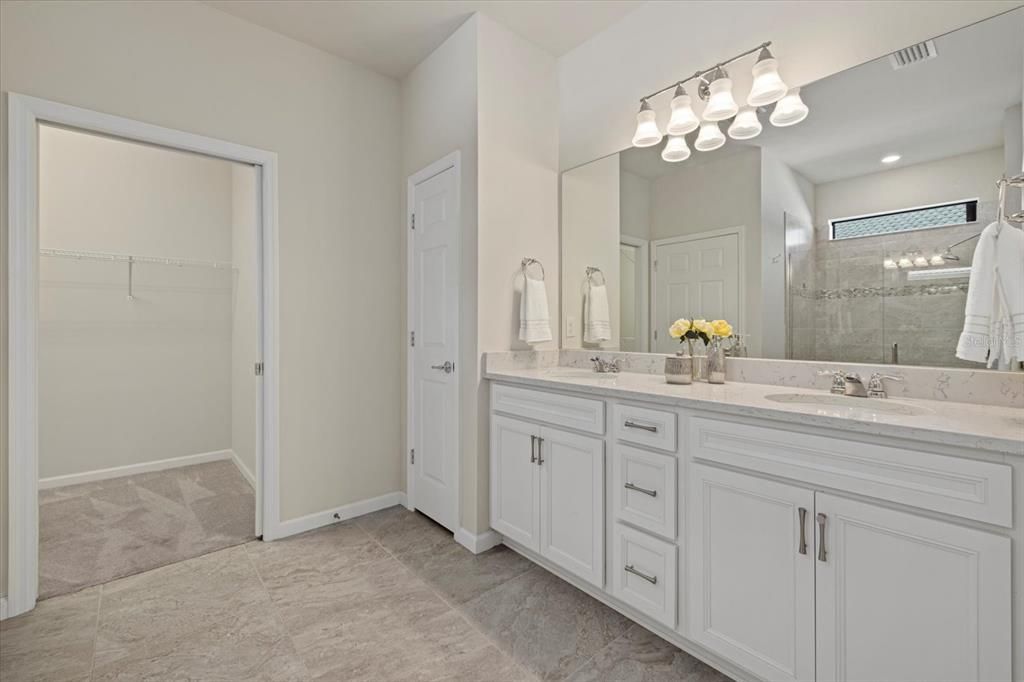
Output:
788,201,994,368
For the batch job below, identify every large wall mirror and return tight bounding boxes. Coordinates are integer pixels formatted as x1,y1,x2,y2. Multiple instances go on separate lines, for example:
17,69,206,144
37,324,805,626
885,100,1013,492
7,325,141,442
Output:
561,9,1023,370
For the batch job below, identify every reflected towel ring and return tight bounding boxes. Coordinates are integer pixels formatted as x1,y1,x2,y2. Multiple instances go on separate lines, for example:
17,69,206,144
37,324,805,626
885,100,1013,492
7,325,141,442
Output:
521,257,545,280
585,266,606,286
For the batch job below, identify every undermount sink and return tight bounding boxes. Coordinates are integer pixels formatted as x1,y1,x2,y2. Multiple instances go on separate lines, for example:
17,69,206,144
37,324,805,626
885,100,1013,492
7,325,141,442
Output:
764,392,934,418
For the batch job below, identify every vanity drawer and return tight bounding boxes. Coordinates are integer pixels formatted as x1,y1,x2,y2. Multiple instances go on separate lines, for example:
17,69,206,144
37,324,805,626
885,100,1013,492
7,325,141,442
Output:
690,417,1013,527
613,403,677,452
491,383,604,435
613,445,677,540
612,524,677,628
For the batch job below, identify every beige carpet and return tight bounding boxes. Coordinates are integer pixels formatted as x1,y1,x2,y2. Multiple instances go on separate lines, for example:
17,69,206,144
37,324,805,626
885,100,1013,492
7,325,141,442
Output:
38,459,255,599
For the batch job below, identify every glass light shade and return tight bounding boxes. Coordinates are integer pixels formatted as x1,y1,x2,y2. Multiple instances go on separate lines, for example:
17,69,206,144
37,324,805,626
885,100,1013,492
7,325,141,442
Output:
728,107,762,140
897,256,913,269
667,89,700,136
769,87,809,127
913,255,929,267
702,76,739,121
661,135,691,162
929,254,945,266
747,56,788,106
632,105,663,148
883,258,898,269
694,121,726,152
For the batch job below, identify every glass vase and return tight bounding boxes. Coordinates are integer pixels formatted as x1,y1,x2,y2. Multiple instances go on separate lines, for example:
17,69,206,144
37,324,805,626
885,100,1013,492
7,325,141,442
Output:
706,336,726,384
664,351,692,385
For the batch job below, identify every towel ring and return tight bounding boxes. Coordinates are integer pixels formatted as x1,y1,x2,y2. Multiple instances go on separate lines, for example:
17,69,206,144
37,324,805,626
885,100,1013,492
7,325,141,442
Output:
521,257,545,281
585,266,606,286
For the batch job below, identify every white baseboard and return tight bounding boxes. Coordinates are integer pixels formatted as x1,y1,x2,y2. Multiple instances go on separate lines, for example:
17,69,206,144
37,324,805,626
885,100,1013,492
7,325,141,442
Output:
454,527,503,554
229,449,256,489
271,491,407,540
0,596,8,621
38,449,234,489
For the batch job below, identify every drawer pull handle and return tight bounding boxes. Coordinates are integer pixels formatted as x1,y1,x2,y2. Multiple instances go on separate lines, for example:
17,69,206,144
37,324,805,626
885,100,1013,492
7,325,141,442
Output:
624,420,658,433
530,435,537,464
624,482,658,497
816,512,827,562
624,564,657,585
537,436,544,465
797,507,807,555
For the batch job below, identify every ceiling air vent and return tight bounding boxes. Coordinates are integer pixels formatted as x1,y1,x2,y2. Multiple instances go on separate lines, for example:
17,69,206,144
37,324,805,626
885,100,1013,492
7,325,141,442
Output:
888,40,937,70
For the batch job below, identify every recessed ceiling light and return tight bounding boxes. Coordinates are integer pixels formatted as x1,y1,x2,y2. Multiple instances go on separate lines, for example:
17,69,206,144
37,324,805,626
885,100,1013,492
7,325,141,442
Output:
881,154,901,164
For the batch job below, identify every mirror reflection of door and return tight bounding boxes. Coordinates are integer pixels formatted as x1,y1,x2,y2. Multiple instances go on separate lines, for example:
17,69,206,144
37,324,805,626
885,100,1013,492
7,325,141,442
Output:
652,230,741,354
619,236,648,351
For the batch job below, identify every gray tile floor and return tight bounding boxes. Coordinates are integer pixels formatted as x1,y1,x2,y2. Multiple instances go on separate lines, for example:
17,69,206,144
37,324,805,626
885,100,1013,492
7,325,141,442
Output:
1,505,733,682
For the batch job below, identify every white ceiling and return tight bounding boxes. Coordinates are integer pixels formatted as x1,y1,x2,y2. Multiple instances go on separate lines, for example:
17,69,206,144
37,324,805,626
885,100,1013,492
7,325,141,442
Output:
204,0,641,79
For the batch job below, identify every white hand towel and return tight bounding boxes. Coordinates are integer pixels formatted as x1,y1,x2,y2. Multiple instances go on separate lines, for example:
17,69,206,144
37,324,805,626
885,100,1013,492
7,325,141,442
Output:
519,277,552,344
956,221,1024,367
584,284,612,344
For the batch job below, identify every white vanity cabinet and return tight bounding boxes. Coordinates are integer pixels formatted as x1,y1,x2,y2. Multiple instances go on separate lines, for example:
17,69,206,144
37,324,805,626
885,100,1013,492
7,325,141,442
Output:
490,407,605,587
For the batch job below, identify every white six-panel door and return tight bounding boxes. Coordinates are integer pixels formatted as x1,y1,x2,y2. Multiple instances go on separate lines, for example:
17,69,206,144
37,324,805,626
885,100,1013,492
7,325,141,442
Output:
411,164,459,532
539,426,605,587
652,231,740,353
814,493,1011,682
687,463,815,682
489,415,540,551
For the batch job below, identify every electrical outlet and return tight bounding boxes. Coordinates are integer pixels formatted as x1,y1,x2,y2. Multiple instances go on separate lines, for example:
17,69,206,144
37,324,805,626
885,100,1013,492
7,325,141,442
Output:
566,317,577,337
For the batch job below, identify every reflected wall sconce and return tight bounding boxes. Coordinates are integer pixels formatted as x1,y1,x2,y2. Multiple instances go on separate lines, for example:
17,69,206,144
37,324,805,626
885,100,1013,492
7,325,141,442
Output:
631,41,806,163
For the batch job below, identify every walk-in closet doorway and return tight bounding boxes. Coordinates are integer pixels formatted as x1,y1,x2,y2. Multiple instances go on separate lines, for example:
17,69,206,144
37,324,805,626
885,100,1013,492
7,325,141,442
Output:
6,94,281,618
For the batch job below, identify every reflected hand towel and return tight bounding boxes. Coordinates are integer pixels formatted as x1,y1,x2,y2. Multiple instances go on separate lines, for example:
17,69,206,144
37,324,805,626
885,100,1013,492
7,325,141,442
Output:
584,284,612,344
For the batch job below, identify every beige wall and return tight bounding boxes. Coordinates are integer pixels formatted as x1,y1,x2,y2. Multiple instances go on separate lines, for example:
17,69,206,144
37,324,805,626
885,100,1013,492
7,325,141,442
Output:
620,169,652,241
231,164,259,481
37,125,236,479
561,155,620,350
1,0,403,595
813,147,1003,237
557,1,1019,170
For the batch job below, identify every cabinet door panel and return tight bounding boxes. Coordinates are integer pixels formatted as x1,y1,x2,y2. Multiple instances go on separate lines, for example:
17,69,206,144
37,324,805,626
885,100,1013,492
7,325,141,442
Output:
489,415,539,551
539,426,605,587
815,493,1011,682
687,463,815,682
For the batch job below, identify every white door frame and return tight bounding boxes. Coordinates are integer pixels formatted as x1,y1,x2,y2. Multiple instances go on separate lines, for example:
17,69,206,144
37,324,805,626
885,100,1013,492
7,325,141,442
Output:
650,225,746,348
619,235,649,352
6,93,281,617
405,151,461,525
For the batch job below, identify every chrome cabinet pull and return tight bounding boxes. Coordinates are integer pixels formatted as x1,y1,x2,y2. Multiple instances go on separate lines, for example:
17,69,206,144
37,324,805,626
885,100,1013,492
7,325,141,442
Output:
816,512,827,562
530,435,537,464
624,564,657,585
537,437,544,465
798,507,808,555
624,482,657,497
623,420,658,433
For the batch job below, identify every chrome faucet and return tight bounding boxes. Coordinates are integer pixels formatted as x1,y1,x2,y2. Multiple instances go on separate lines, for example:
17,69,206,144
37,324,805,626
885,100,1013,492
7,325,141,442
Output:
867,373,903,399
590,356,621,373
819,369,903,398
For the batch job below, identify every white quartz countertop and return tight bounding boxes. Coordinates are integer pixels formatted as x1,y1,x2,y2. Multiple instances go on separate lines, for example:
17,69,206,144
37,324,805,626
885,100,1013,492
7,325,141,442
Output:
484,367,1024,457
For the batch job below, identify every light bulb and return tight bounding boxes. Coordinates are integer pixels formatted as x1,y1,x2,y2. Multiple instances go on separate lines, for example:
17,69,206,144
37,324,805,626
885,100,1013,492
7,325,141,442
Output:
728,107,762,140
694,120,726,152
769,87,809,127
929,254,945,266
666,85,700,136
747,48,788,106
913,255,929,267
702,69,739,121
883,258,898,269
897,256,913,269
631,100,663,148
661,135,691,163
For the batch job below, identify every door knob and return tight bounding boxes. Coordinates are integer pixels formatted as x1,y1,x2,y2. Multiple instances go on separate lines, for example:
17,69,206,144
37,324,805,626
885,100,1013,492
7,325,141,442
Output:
430,361,455,374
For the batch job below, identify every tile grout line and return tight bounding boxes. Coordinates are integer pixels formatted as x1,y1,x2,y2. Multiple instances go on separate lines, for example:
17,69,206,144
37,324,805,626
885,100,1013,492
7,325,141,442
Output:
88,583,103,681
241,542,315,681
560,622,638,681
353,519,539,681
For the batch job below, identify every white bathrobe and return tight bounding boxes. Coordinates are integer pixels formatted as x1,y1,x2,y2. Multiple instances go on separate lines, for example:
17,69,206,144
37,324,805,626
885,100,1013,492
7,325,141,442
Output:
956,221,1024,368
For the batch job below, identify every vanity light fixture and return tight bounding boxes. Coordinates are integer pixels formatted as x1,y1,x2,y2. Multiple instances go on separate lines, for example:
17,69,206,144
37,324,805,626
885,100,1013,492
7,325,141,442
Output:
666,85,700,136
881,154,902,164
929,253,946,266
913,254,930,267
769,87,809,127
883,257,898,269
632,41,807,160
728,107,762,140
747,47,789,106
661,135,692,162
694,120,726,152
701,67,739,121
897,256,914,268
631,99,663,148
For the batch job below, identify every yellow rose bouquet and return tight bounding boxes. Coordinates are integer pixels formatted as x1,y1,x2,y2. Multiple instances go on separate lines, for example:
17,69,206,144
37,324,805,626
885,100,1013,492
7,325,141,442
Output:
669,317,733,356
